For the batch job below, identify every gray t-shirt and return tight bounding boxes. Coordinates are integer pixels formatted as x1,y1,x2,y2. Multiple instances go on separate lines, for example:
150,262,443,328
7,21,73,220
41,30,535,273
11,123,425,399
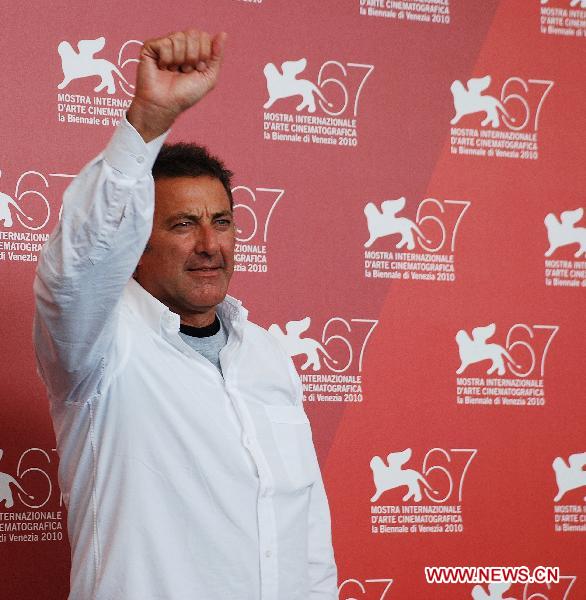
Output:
178,316,228,374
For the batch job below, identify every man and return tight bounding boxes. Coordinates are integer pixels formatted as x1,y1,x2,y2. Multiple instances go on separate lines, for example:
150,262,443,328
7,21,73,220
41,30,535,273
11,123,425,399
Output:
33,29,337,600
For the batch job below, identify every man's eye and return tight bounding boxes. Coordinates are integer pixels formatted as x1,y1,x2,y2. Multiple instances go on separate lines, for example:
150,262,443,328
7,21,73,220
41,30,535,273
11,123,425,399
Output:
216,219,232,226
174,222,191,228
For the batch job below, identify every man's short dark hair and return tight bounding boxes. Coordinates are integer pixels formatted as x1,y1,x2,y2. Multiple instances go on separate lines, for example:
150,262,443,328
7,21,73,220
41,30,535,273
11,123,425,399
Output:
152,143,234,209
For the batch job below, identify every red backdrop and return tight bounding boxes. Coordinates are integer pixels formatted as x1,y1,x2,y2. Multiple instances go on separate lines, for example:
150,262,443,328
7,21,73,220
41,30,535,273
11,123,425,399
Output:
1,1,585,598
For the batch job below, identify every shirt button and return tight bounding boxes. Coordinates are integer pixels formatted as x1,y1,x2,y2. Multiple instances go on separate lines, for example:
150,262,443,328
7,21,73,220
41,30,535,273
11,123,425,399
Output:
265,550,272,558
136,155,145,164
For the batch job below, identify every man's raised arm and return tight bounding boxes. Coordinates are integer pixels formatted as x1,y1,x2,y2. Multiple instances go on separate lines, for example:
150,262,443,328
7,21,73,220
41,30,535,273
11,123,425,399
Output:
33,29,226,400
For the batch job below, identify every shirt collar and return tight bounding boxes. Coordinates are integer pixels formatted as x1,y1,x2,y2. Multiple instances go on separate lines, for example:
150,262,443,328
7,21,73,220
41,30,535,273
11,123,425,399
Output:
123,278,248,336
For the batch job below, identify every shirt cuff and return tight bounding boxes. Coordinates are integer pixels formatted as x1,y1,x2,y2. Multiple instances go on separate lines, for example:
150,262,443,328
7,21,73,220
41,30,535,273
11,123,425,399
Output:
103,116,170,179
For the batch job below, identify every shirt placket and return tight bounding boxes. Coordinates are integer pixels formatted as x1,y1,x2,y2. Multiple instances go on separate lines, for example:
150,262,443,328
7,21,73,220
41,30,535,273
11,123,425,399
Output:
222,334,279,600
241,421,279,600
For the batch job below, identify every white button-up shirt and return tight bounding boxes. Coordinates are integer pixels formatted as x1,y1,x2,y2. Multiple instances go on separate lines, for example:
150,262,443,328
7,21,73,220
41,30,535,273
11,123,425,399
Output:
33,119,337,600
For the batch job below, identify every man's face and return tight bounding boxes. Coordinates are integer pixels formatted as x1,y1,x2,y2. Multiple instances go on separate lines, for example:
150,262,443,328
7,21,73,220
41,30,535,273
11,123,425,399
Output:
136,176,235,324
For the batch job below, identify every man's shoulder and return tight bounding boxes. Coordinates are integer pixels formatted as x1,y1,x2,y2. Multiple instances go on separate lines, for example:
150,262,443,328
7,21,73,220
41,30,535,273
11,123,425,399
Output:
243,319,287,356
220,296,287,357
243,318,299,372
241,319,302,402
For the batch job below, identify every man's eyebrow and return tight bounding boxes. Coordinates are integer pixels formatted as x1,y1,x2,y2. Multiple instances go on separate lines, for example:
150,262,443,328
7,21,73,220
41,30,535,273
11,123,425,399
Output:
212,210,233,219
165,210,233,225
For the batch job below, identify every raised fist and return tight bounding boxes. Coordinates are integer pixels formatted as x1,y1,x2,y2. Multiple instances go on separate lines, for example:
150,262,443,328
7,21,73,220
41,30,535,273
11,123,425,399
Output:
127,29,227,141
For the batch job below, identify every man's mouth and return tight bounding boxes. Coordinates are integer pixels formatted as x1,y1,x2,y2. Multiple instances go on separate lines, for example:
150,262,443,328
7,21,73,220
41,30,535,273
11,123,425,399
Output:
187,266,222,273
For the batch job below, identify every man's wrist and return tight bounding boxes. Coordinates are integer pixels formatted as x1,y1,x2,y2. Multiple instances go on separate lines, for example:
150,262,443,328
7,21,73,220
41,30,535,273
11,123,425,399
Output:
126,99,178,143
104,117,169,179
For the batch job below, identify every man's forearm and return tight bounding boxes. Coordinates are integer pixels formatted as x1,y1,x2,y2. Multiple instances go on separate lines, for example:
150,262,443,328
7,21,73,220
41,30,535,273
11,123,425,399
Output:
127,98,177,143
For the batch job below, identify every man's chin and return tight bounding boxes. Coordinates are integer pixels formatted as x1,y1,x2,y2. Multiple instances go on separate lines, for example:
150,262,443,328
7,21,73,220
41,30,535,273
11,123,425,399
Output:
183,286,229,311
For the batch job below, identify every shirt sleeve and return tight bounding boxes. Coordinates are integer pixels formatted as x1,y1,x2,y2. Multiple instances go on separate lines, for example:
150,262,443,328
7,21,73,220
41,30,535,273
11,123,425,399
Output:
291,369,338,599
307,469,338,599
33,118,168,402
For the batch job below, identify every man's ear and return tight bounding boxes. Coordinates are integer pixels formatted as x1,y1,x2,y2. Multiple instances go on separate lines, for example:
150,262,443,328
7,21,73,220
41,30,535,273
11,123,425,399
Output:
138,242,152,266
134,244,150,278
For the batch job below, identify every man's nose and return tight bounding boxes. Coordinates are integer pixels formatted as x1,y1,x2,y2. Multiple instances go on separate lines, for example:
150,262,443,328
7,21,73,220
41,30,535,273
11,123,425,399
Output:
194,224,220,255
